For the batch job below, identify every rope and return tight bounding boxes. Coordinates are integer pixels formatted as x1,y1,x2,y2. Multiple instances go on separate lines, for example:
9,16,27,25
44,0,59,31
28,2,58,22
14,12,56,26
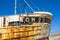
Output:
24,0,35,12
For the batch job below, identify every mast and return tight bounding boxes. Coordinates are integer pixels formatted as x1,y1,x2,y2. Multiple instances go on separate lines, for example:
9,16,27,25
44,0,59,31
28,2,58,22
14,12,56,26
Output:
15,0,17,15
14,0,34,14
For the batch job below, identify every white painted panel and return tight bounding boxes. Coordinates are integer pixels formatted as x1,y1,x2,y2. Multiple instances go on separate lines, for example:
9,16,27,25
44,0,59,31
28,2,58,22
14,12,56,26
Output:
0,17,4,28
34,12,53,16
6,15,20,22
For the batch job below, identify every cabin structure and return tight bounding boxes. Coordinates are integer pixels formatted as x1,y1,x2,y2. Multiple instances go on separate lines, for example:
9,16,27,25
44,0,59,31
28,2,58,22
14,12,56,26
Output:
0,12,52,40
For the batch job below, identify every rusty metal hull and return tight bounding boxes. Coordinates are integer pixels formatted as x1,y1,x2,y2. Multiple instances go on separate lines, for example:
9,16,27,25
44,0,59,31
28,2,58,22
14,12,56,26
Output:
37,37,49,40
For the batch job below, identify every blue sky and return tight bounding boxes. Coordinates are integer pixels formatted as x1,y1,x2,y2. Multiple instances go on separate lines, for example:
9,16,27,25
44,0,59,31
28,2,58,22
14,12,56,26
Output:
0,0,60,33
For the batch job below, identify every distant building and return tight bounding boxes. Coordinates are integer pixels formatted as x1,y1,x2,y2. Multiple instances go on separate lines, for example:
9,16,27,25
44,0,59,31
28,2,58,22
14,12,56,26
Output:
49,33,60,40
